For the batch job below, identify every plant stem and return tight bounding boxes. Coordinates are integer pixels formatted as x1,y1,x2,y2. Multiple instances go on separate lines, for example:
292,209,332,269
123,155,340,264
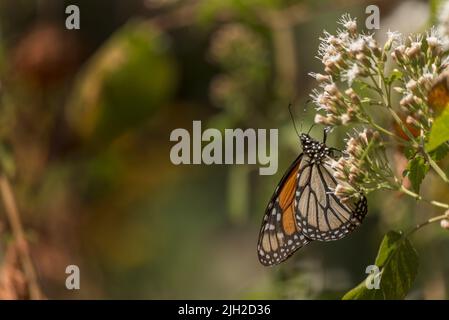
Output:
399,184,449,209
426,154,449,184
369,120,395,137
0,175,43,299
406,211,449,237
368,64,418,146
386,105,418,145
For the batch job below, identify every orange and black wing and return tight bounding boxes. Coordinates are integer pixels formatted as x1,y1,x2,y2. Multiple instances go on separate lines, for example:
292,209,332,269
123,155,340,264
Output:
257,155,310,266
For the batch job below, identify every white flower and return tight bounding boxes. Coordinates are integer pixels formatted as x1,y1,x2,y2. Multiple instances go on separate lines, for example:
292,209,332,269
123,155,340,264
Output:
337,30,351,43
426,27,443,49
400,93,414,107
349,38,366,54
317,40,340,63
409,34,423,47
417,68,436,90
363,34,378,50
341,113,351,125
320,31,345,47
405,36,423,58
314,114,327,124
338,13,357,34
324,83,339,95
310,89,333,111
308,72,331,82
386,30,402,47
406,79,417,91
342,63,361,86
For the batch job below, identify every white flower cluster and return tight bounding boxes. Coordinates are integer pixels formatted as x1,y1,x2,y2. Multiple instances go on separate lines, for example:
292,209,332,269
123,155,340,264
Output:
389,28,448,130
308,13,449,202
311,13,449,132
310,14,381,126
330,129,392,202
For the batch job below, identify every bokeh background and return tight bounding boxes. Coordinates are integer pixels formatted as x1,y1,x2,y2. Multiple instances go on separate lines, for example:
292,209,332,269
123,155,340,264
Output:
0,0,448,299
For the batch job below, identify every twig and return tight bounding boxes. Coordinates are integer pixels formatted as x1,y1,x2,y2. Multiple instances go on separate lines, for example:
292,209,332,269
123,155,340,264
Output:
0,175,43,299
426,154,449,185
406,210,449,237
399,184,449,210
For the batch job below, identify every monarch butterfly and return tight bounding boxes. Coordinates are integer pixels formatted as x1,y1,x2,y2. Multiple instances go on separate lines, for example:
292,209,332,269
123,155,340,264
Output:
257,128,368,266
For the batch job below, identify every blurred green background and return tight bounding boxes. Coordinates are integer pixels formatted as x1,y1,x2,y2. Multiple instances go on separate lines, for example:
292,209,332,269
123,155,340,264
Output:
0,0,448,299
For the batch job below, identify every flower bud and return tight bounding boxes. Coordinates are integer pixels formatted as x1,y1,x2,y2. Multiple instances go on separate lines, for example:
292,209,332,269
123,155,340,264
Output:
335,183,356,198
405,43,421,59
406,80,417,91
310,72,331,83
393,87,405,94
341,113,352,125
413,96,423,105
400,94,414,107
406,115,419,127
314,114,327,124
440,219,449,230
345,88,361,104
392,45,406,63
324,83,340,96
359,129,374,145
334,171,347,181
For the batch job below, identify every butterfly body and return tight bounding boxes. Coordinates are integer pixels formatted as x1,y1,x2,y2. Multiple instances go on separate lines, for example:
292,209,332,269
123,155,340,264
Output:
257,132,368,266
299,133,331,164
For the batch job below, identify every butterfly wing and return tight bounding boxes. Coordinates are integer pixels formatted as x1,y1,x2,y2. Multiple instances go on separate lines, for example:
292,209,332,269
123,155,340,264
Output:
257,155,310,266
295,156,368,241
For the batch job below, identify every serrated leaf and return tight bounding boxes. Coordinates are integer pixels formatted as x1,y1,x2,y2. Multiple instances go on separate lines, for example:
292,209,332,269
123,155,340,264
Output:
407,156,429,193
426,107,449,152
342,231,419,300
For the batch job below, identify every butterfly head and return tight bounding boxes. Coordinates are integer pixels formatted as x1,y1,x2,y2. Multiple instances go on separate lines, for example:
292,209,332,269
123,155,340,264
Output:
300,133,331,163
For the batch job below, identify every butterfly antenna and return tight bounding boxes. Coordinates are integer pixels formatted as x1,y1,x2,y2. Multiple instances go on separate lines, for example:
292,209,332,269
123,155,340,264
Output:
288,103,301,139
307,123,316,135
323,126,332,143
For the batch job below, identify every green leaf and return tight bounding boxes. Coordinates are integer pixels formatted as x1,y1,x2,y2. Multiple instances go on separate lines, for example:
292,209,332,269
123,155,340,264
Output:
385,69,403,85
407,155,429,193
402,169,409,178
426,107,449,152
342,273,384,299
374,231,402,267
429,143,449,161
342,231,419,300
404,146,416,160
